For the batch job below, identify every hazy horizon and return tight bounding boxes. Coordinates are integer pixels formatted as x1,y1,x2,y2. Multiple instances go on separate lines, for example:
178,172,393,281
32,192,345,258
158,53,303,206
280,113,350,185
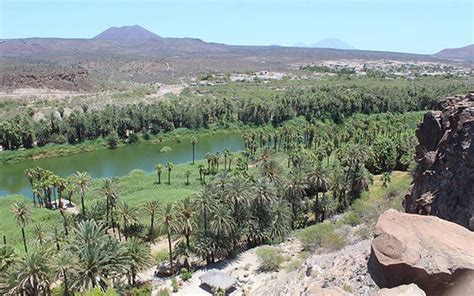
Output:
0,0,472,54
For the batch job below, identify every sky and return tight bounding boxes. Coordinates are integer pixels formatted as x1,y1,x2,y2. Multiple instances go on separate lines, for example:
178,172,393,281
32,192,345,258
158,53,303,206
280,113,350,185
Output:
0,0,472,54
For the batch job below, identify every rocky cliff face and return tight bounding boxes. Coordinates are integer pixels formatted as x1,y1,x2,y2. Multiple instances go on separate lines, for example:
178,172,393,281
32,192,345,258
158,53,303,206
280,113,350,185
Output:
404,92,474,229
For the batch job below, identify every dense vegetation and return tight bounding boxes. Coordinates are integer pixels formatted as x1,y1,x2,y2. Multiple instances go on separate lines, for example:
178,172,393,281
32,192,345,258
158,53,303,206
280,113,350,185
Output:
0,110,419,294
0,76,469,151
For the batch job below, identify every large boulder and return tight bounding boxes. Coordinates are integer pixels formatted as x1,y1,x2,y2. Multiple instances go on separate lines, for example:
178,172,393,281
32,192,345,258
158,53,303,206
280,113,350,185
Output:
375,284,425,296
404,92,474,229
368,209,474,295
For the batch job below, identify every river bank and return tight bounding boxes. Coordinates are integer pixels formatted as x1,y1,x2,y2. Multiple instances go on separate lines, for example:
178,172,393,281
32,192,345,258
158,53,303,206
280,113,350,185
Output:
0,123,251,165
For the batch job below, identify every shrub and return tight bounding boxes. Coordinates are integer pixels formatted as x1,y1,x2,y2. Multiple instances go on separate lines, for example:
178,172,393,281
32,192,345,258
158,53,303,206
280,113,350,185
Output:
256,246,284,272
180,268,192,281
296,222,346,251
171,277,179,293
130,283,153,296
158,288,170,296
106,132,120,149
128,133,140,144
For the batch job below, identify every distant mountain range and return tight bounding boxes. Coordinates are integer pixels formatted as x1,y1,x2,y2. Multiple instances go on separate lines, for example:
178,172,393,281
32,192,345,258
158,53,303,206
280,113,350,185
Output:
434,44,474,61
295,38,355,50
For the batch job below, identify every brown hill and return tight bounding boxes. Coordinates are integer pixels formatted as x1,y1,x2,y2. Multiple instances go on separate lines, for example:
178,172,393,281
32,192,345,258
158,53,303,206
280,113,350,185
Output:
434,44,474,61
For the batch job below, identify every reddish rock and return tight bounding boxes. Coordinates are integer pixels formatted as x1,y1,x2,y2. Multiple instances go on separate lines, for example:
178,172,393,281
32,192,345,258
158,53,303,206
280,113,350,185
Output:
368,209,474,295
404,92,474,229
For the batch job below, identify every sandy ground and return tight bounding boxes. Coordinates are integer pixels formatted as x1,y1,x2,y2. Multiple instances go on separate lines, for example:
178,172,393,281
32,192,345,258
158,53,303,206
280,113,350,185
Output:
139,239,304,296
147,84,184,99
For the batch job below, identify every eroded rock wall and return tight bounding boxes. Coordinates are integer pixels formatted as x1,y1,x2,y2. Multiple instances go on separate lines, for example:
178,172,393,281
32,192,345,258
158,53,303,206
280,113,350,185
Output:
404,91,474,229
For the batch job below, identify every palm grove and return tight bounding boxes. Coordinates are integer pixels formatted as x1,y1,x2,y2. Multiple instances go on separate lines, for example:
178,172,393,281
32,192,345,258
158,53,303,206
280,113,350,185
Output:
0,77,469,151
0,109,415,294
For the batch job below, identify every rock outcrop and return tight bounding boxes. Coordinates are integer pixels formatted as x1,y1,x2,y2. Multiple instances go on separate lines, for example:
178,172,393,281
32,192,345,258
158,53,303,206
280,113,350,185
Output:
368,209,474,295
404,92,474,229
375,284,426,296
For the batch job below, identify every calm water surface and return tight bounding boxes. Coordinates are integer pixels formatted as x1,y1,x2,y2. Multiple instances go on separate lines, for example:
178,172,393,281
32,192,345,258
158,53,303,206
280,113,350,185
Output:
0,133,243,197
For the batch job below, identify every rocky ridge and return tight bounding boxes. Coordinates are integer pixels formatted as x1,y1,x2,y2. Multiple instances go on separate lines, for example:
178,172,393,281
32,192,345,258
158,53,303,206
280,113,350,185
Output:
405,91,474,229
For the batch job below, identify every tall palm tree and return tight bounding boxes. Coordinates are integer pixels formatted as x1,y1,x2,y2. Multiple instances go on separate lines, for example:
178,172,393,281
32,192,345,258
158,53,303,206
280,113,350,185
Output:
98,178,120,228
74,172,91,219
158,203,177,274
306,162,331,220
166,162,174,185
227,151,234,171
185,170,191,185
191,137,197,164
11,201,31,253
285,170,308,229
143,200,160,242
197,164,205,184
269,200,292,242
54,249,77,296
24,168,36,205
176,197,196,251
223,148,230,170
224,176,251,226
192,187,218,235
155,163,164,184
50,225,63,251
125,238,153,286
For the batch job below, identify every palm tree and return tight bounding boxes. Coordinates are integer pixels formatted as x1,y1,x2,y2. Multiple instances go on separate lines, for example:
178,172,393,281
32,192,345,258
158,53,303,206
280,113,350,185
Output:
117,202,138,241
166,162,174,185
224,176,251,226
227,151,234,171
223,148,230,170
24,168,36,205
285,170,308,229
205,153,213,170
11,246,52,295
306,162,331,220
54,249,77,296
11,201,31,253
210,205,235,240
98,178,120,228
74,172,91,219
191,137,197,164
125,238,153,286
55,177,66,209
143,200,160,242
50,225,63,251
197,164,205,184
155,164,164,184
185,170,191,185
68,220,129,291
32,224,47,245
175,197,196,265
0,245,16,273
192,187,218,235
269,200,292,242
158,203,177,274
